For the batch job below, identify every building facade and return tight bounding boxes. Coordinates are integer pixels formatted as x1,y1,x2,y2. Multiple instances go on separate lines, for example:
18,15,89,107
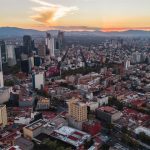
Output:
68,98,87,122
0,105,8,127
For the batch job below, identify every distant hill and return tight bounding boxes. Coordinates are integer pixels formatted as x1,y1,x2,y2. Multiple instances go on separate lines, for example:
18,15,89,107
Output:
0,27,44,38
0,27,150,38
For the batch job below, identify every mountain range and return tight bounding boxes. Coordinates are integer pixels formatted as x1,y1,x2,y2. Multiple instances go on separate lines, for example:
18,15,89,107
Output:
0,27,150,38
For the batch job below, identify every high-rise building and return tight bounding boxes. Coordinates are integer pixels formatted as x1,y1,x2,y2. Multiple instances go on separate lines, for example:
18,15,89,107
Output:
0,47,4,88
0,40,7,63
32,72,45,90
21,59,30,74
38,43,46,58
57,31,64,50
45,33,55,57
68,98,87,122
0,105,8,127
6,44,17,66
15,46,24,61
23,35,34,55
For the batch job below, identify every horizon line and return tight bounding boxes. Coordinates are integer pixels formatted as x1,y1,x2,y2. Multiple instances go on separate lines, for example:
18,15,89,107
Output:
0,26,150,32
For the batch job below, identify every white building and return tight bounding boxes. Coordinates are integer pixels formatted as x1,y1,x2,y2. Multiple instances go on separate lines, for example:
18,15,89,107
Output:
124,59,130,70
86,92,93,100
32,72,45,90
6,44,16,66
134,126,150,137
45,33,55,57
87,102,99,111
29,56,34,71
97,95,108,106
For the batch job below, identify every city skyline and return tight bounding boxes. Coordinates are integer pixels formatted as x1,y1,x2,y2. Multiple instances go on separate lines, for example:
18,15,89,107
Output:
0,0,150,31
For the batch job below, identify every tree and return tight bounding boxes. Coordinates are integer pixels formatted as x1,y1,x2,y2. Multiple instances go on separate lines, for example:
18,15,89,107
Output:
138,132,150,145
4,80,14,86
101,143,110,150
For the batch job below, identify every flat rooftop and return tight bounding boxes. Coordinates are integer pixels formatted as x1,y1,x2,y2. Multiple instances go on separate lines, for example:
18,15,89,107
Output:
24,119,46,131
98,106,118,114
51,126,91,147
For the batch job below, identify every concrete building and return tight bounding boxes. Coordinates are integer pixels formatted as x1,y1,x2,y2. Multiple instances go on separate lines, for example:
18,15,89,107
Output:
19,96,35,107
6,44,16,66
51,126,91,148
23,119,46,139
96,106,122,124
87,102,99,111
0,46,4,88
36,97,50,110
0,40,7,63
15,137,34,150
0,87,11,104
68,98,87,122
82,121,101,136
0,105,7,127
124,59,130,70
32,72,45,90
38,43,46,58
45,33,55,57
97,95,109,106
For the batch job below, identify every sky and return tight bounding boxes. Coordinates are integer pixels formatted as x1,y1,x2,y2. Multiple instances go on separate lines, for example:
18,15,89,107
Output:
0,0,150,31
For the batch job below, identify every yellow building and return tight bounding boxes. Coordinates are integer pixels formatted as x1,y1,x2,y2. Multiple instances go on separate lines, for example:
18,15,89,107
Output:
36,97,50,110
68,98,87,122
0,105,7,127
23,119,45,139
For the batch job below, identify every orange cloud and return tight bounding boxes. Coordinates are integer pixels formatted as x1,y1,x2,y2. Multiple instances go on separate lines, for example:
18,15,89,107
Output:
31,7,57,24
30,0,78,24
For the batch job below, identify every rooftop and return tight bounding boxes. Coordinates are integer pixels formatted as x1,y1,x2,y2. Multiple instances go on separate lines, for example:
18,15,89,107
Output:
97,106,118,114
51,126,91,147
24,119,46,131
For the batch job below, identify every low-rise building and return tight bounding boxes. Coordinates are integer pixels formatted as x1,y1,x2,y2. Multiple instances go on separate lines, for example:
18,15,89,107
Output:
50,126,91,148
0,105,7,127
0,87,11,104
97,95,109,106
96,106,122,123
82,121,101,136
36,97,50,110
23,119,46,139
87,102,99,112
15,137,34,150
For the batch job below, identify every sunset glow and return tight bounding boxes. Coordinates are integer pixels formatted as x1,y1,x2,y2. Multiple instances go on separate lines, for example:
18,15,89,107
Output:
0,0,150,31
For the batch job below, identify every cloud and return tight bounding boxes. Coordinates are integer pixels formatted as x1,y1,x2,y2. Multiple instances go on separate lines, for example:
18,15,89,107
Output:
30,0,78,24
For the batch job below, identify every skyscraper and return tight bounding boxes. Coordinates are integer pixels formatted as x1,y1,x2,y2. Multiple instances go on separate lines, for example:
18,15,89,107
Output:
0,47,4,88
23,35,34,55
57,31,64,50
38,43,46,58
6,44,17,66
0,40,7,63
45,33,55,57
